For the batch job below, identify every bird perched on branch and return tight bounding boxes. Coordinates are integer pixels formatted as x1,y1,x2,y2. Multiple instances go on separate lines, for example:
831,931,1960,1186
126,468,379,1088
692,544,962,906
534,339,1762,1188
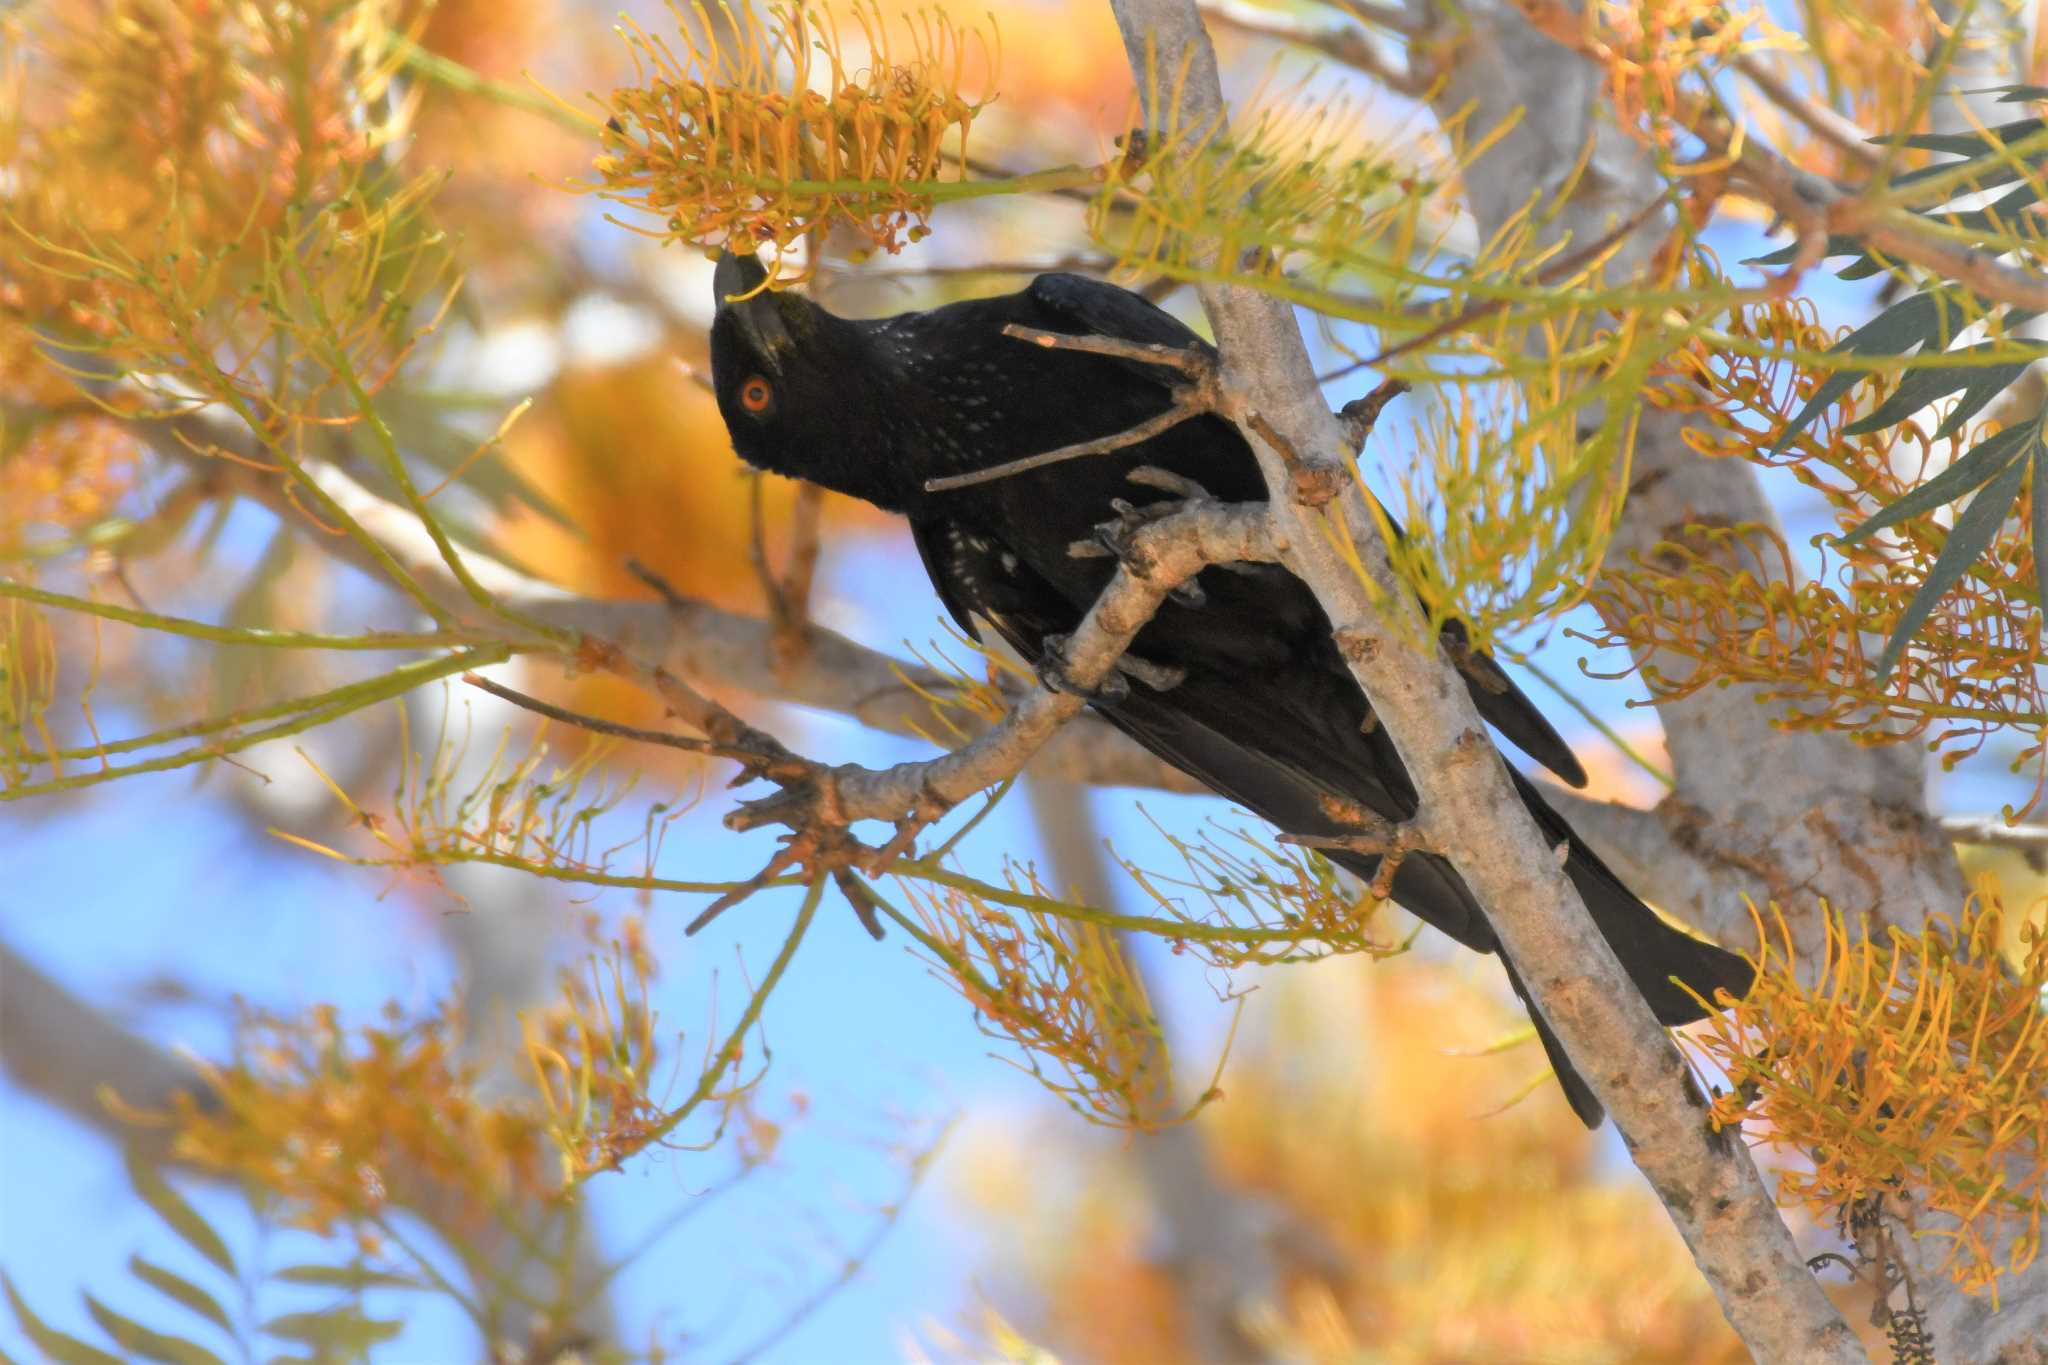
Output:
706,250,1752,1127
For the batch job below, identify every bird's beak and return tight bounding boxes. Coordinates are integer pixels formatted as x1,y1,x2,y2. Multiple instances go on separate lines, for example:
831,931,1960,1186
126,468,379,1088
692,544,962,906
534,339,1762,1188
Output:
713,250,794,373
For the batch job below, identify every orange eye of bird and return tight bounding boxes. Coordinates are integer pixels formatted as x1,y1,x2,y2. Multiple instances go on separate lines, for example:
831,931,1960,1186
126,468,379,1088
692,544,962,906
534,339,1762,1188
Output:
740,376,773,413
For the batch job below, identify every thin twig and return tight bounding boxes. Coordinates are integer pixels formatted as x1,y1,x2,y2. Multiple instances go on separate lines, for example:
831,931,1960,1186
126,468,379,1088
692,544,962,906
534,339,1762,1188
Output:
694,482,1278,932
1319,186,1679,383
1198,0,1431,94
461,672,720,757
924,402,1201,492
1729,52,1881,170
924,326,1222,493
1001,323,1212,373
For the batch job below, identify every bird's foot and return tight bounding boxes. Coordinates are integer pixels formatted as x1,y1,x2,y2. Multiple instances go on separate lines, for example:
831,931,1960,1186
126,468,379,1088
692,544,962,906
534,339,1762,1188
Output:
1036,634,1186,697
1069,466,1219,608
1115,653,1187,693
1035,632,1130,702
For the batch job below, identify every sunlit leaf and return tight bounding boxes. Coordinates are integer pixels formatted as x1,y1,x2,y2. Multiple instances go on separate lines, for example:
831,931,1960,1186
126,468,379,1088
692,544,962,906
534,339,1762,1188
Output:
124,1150,236,1279
261,1309,402,1353
127,1257,234,1340
1836,420,2035,546
81,1293,226,1365
0,1274,124,1365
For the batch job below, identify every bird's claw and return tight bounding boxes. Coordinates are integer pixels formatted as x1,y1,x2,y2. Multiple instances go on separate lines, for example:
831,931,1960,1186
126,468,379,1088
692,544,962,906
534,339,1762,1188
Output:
1079,468,1221,598
1036,632,1130,702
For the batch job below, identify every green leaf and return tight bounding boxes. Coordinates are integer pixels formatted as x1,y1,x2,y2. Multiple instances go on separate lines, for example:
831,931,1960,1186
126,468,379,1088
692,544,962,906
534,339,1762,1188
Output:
125,1149,237,1279
2032,431,2048,614
1838,421,2034,545
1842,345,2037,435
262,1308,403,1354
1894,151,2035,192
1938,179,2046,242
1744,232,1863,267
272,1265,425,1292
1872,116,2046,156
1769,292,1946,456
1875,452,2030,680
0,1274,124,1365
81,1293,227,1365
128,1256,234,1338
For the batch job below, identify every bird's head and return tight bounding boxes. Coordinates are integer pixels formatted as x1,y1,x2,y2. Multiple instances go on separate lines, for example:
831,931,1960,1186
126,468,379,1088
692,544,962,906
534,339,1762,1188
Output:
709,251,914,509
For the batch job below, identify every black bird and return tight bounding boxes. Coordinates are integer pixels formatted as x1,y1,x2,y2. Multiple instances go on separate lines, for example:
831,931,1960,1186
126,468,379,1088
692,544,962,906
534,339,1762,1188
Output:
706,251,1752,1126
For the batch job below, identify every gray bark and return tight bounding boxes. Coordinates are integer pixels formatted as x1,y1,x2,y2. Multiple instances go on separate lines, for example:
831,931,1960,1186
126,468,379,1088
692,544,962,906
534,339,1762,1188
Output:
1408,0,2036,1358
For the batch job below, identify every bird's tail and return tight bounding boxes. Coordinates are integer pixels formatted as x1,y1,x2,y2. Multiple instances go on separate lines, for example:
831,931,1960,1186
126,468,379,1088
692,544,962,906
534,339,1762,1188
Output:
1501,808,1757,1127
1495,858,1754,1127
1329,786,1755,1128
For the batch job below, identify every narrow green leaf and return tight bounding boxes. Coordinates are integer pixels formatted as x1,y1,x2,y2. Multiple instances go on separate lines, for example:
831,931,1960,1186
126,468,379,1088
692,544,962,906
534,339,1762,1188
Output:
2032,426,2048,613
262,1308,402,1351
1875,453,2030,680
1872,117,2045,156
1744,232,1862,267
1894,154,2032,191
1995,84,2048,103
271,1265,424,1292
81,1293,227,1365
1769,292,1944,456
1843,345,2035,434
1837,422,2033,545
1931,373,2020,440
128,1256,234,1338
0,1274,124,1365
1939,179,2046,241
124,1149,237,1279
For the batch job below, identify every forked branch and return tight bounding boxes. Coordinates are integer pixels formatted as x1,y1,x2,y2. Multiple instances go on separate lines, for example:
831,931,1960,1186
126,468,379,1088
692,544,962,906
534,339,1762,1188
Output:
682,469,1277,933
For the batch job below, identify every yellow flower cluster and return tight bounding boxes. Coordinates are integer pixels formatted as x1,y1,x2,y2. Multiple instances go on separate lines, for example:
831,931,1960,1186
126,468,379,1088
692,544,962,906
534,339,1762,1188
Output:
1592,292,2047,797
1684,884,2048,1298
592,1,996,280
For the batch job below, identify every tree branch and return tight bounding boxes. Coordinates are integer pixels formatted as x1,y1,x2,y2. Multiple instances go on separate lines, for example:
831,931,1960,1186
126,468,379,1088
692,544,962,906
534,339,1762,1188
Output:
0,940,214,1165
139,421,1201,797
677,483,1276,932
1103,0,1867,1356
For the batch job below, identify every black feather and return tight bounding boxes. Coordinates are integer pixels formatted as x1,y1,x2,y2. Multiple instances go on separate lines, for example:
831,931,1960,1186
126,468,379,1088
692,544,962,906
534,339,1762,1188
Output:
708,255,1753,1127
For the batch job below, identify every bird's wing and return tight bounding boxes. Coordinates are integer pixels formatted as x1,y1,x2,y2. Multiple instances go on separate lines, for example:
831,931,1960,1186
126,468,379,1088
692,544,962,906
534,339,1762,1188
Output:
913,503,1491,948
909,517,985,642
1024,271,1588,790
1026,273,1217,373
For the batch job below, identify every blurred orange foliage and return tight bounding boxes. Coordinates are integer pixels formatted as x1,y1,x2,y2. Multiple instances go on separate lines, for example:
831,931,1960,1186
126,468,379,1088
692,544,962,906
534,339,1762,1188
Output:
950,952,1838,1362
